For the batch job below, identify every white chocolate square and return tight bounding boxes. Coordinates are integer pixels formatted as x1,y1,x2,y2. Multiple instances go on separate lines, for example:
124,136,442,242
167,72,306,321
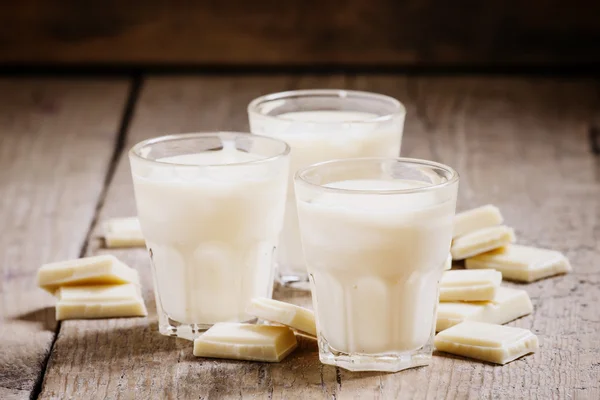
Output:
451,225,516,260
56,282,142,301
37,255,139,294
436,301,482,332
466,244,571,282
453,205,503,239
439,269,502,302
55,283,147,320
443,254,452,271
246,297,316,336
436,286,533,332
104,217,145,248
193,323,298,362
434,321,538,364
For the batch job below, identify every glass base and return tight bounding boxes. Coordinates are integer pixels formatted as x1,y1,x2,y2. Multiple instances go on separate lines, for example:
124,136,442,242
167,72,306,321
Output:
278,274,311,291
158,317,213,341
277,267,311,291
157,315,258,341
318,336,433,372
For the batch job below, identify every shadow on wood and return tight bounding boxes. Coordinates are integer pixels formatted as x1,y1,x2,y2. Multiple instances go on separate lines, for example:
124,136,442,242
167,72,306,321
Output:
12,307,56,332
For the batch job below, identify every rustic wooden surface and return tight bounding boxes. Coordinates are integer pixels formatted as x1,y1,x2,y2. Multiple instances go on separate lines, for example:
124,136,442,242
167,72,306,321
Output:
0,78,129,399
0,74,598,399
1,1,600,66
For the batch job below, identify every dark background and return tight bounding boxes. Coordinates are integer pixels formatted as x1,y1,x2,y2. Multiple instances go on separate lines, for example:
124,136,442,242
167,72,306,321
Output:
1,0,599,70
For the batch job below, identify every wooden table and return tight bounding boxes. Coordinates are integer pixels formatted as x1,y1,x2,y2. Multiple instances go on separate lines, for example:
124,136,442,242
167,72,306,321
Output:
1,74,599,400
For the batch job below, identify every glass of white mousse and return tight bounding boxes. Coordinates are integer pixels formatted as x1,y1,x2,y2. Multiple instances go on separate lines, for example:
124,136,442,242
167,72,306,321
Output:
248,90,405,288
295,157,459,372
129,132,290,340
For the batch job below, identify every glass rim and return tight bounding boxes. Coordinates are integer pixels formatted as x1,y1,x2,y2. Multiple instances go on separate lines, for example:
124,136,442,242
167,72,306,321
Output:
129,132,290,168
294,157,459,195
247,89,406,124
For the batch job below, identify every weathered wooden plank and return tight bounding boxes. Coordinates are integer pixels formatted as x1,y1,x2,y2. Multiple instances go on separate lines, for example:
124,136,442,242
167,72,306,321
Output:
376,76,600,400
0,78,130,399
40,75,600,399
38,76,304,400
1,1,600,66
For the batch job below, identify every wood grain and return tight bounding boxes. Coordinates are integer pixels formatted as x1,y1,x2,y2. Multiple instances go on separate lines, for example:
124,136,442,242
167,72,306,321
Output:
0,78,129,399
1,1,600,66
39,75,600,399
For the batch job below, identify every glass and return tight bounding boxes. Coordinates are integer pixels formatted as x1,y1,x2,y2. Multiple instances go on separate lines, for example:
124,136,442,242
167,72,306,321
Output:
129,132,290,340
248,89,405,288
294,157,459,372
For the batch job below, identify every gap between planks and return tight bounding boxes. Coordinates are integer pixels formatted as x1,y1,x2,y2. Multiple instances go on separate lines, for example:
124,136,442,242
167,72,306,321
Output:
31,75,143,400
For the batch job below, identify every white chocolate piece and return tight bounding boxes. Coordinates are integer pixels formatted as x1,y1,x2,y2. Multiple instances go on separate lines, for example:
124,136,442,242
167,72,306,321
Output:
465,244,571,282
439,270,502,302
451,225,515,260
437,301,482,332
453,205,503,239
37,255,139,294
104,217,145,248
56,282,142,301
55,284,147,320
436,286,533,332
443,254,452,271
246,297,317,336
193,323,298,362
434,321,538,364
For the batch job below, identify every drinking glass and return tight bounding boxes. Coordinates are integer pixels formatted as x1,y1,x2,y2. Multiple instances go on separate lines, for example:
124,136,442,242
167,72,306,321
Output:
248,90,405,287
295,157,458,372
129,132,290,340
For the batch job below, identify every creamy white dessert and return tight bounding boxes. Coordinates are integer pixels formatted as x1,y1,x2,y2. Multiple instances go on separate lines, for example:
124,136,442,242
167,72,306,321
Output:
436,286,533,332
193,323,298,362
466,244,571,282
451,225,516,260
55,283,147,320
439,269,502,302
434,321,538,364
246,297,317,336
453,205,503,239
131,143,288,337
103,217,145,248
37,255,139,294
250,110,403,281
298,179,455,355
